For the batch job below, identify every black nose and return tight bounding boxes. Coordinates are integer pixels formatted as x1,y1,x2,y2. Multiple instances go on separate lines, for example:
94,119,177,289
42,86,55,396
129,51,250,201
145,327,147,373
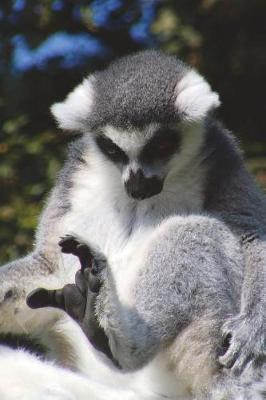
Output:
125,169,163,200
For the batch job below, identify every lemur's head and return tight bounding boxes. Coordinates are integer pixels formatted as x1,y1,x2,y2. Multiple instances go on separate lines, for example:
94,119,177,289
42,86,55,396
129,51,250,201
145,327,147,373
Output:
52,50,220,200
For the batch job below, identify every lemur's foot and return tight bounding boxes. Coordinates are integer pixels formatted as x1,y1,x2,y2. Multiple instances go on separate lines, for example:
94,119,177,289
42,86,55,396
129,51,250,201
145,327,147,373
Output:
59,234,93,272
219,313,266,375
59,234,106,279
27,235,107,314
26,235,112,360
59,234,86,255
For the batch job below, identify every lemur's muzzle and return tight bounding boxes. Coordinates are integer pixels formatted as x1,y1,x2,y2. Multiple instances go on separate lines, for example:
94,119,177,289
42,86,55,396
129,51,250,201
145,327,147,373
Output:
125,169,163,200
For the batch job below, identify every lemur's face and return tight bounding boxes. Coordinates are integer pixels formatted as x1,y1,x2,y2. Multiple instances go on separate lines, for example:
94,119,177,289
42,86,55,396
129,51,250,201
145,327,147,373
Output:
51,52,220,201
94,124,181,200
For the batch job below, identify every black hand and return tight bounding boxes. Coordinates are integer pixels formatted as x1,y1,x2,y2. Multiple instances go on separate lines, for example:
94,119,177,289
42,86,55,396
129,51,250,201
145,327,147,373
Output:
26,283,85,321
59,235,93,272
27,235,115,363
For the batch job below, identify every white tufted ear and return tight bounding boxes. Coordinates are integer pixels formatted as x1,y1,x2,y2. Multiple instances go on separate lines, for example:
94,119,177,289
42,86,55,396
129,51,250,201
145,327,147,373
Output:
51,76,95,132
174,70,220,122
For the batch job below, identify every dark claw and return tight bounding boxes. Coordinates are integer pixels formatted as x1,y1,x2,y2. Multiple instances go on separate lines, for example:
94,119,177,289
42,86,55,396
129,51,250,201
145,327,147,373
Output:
59,235,81,254
59,235,92,271
218,333,232,358
27,286,86,321
88,273,102,293
26,287,64,310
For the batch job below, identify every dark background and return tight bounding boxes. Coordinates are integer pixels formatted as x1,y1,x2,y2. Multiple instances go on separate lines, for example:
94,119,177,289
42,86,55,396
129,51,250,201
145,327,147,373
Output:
0,0,266,263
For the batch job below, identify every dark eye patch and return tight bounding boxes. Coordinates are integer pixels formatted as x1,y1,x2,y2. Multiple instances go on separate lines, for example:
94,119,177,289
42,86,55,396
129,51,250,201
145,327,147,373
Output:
140,128,181,163
96,135,128,164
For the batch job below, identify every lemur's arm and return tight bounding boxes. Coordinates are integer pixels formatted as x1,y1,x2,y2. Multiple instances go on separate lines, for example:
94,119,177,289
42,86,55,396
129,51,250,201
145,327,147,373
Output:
0,251,58,314
219,234,266,375
27,235,115,364
27,234,186,371
28,235,169,370
28,218,240,372
204,129,266,374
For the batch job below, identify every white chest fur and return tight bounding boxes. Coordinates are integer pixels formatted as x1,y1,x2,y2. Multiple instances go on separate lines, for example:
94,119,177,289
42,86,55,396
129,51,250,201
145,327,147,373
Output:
59,159,205,305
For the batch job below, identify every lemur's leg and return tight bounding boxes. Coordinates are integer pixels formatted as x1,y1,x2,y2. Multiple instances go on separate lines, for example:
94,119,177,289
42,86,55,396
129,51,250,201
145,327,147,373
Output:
219,233,266,375
27,235,114,362
0,251,64,336
0,250,97,372
28,216,243,374
98,215,243,371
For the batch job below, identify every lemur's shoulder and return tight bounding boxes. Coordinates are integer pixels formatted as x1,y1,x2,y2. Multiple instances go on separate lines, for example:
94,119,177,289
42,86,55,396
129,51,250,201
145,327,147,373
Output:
201,119,266,232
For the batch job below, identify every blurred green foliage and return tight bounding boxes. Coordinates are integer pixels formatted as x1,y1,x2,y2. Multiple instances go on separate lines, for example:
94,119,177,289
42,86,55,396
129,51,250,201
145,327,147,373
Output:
0,0,266,264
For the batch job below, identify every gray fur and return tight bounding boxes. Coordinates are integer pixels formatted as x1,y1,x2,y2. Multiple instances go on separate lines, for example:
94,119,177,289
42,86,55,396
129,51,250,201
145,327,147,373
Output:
0,50,265,399
89,50,187,129
97,216,243,370
201,118,266,376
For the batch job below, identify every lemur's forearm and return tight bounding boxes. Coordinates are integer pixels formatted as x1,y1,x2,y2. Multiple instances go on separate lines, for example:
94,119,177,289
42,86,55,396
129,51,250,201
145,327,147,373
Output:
206,161,266,313
98,290,159,371
204,160,266,371
229,219,266,316
0,251,57,296
240,236,266,315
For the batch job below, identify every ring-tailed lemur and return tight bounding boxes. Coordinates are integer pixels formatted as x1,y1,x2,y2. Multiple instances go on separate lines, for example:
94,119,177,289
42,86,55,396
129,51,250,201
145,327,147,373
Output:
0,50,265,399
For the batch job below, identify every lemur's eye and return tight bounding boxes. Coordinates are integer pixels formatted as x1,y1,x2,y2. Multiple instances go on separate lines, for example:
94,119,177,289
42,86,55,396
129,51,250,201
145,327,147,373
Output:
96,135,128,164
140,128,180,163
